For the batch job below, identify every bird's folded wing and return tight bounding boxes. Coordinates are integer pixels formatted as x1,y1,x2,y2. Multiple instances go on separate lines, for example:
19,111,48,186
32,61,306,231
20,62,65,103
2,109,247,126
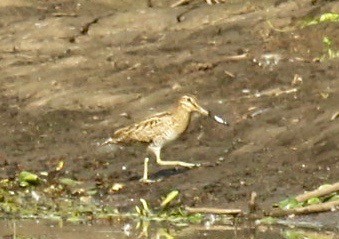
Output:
113,112,172,143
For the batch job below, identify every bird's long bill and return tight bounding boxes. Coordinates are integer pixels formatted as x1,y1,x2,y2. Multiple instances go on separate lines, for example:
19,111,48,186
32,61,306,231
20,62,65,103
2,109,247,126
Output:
197,105,210,116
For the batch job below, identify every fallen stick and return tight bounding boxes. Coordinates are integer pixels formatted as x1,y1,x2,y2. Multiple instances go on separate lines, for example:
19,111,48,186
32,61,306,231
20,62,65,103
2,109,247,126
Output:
330,112,339,121
254,87,298,98
171,0,190,7
213,53,248,64
224,70,235,78
248,191,258,213
295,182,339,202
185,206,242,215
267,200,339,217
184,53,248,73
181,224,246,231
52,12,78,17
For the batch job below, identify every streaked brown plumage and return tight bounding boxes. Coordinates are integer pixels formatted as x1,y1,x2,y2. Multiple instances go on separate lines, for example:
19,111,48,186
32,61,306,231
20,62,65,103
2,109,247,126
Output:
171,0,225,8
104,95,209,182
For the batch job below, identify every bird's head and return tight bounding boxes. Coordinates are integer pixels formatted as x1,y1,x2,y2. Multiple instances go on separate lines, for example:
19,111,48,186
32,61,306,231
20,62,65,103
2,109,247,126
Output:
179,95,209,116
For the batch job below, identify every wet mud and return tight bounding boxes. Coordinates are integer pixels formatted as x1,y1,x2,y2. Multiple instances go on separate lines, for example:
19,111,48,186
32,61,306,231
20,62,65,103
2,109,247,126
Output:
0,0,338,228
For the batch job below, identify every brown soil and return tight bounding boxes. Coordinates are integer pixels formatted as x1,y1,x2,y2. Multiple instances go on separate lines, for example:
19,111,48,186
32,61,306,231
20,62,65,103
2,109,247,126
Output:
0,0,338,217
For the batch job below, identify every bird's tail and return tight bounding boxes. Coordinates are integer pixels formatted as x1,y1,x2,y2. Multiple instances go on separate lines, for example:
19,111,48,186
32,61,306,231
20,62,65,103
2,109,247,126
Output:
101,137,119,146
101,125,133,146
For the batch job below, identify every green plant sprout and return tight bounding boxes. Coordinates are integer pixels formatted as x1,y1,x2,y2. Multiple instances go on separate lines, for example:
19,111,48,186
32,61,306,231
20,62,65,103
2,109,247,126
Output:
320,37,339,61
134,190,203,224
304,13,339,26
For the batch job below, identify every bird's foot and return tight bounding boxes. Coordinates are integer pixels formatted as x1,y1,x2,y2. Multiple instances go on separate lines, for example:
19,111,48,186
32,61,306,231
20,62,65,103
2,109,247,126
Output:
184,162,201,168
139,178,162,184
157,161,201,168
179,162,193,168
198,162,214,167
180,162,208,168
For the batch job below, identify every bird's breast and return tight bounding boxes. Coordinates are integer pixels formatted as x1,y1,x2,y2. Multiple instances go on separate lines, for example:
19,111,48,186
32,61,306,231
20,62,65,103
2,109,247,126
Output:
171,112,191,135
163,128,179,141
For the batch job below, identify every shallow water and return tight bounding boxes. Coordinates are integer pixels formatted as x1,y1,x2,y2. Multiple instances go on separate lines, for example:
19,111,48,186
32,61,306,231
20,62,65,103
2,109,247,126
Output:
0,219,278,239
0,0,338,237
1,219,338,239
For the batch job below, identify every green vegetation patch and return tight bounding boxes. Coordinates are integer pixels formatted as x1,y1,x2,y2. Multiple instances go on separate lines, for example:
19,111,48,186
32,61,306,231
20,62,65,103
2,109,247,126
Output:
303,13,339,26
0,173,209,225
278,184,338,210
283,229,335,239
319,36,339,61
0,172,117,222
134,192,205,225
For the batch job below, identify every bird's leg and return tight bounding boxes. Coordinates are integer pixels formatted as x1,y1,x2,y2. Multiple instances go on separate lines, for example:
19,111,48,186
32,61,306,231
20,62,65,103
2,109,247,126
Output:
149,145,200,168
206,0,225,4
139,157,156,183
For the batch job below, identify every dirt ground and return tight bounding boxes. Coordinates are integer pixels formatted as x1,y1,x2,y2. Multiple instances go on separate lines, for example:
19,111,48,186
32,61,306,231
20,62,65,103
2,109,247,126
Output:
0,0,338,219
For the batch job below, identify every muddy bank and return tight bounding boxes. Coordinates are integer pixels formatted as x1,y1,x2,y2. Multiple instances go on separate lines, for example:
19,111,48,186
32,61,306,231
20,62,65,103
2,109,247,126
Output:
0,0,338,227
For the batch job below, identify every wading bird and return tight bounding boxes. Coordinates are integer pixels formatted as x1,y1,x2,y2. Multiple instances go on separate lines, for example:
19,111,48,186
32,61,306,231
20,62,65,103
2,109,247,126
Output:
103,95,228,183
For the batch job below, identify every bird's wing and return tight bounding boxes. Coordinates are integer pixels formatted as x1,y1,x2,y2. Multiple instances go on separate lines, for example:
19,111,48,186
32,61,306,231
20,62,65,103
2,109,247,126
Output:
113,112,172,143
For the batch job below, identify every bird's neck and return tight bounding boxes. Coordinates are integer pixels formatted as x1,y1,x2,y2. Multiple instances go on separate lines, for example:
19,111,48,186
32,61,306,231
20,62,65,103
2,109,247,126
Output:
174,104,191,116
172,105,192,130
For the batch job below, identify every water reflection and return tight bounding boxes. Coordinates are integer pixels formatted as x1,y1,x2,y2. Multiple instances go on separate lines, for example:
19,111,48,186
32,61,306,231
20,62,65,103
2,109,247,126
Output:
0,219,337,239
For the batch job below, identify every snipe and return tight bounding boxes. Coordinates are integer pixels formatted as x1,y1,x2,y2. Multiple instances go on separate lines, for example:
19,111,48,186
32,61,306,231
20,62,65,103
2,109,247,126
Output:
103,95,210,183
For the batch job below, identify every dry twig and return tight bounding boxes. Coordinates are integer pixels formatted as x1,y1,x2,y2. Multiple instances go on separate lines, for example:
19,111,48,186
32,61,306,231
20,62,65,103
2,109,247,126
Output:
184,53,248,73
218,53,248,62
52,12,78,17
330,112,339,121
248,191,258,213
171,0,190,7
267,200,339,217
295,182,339,202
185,206,242,215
